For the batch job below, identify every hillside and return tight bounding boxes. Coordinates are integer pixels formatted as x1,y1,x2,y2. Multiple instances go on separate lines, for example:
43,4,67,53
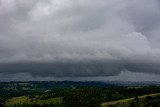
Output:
101,93,160,107
0,81,160,107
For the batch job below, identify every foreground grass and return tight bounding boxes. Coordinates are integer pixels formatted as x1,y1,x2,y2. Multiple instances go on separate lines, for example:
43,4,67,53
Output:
5,96,62,106
4,93,160,107
101,93,160,107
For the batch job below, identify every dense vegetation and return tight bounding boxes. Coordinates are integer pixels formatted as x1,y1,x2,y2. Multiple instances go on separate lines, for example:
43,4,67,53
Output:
0,81,160,107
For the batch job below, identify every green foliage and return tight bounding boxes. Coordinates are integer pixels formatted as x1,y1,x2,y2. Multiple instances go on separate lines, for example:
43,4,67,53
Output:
1,81,160,107
133,95,139,101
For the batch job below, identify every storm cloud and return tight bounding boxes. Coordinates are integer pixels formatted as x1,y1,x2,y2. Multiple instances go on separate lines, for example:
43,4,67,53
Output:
1,0,160,79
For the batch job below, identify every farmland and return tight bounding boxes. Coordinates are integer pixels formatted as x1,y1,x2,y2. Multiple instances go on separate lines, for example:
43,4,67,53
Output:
0,81,160,107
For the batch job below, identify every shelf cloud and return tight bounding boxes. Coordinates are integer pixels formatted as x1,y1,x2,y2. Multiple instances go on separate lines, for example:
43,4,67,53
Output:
1,0,160,79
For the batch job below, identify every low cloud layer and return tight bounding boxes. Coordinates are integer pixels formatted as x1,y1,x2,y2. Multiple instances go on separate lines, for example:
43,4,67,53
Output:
1,0,160,79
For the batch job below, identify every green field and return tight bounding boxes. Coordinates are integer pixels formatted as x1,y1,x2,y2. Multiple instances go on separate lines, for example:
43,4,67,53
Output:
5,96,62,106
4,93,160,107
1,81,160,107
101,93,160,107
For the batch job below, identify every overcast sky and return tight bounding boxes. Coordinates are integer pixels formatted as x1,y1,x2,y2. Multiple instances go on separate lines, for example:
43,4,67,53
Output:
1,0,160,81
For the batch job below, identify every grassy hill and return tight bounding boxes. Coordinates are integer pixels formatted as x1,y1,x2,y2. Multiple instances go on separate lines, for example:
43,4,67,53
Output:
5,96,62,107
1,81,160,107
101,93,160,107
4,93,160,107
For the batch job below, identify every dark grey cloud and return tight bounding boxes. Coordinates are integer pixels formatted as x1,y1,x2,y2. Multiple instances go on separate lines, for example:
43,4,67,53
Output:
0,61,123,77
1,70,160,82
0,0,160,80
